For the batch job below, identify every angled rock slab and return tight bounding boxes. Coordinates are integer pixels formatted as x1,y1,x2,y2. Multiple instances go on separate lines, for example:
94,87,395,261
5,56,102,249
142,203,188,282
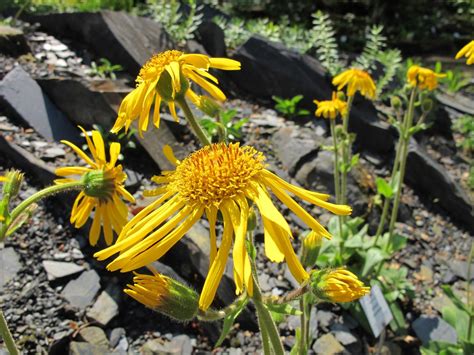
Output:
42,260,84,281
0,247,22,289
86,289,119,326
0,25,30,56
412,315,457,346
62,270,101,309
0,66,80,143
406,140,474,232
29,10,174,76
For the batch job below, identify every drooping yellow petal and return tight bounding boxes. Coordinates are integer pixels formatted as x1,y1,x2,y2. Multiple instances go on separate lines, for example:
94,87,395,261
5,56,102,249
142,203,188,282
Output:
209,58,241,70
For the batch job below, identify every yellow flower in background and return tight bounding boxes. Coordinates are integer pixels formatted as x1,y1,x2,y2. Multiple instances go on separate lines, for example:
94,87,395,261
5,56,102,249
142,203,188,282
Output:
95,143,351,310
112,50,240,136
455,40,474,65
125,267,199,321
407,65,445,91
313,92,348,119
56,127,135,246
311,268,370,303
332,68,376,99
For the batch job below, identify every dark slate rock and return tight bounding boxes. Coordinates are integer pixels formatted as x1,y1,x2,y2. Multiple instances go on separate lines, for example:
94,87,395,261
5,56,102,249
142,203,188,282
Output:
0,247,22,289
37,78,130,127
0,66,80,143
412,315,457,345
406,140,474,232
0,25,30,56
29,10,174,76
449,260,474,281
436,92,474,115
86,290,119,326
271,126,321,174
62,270,101,309
196,21,226,57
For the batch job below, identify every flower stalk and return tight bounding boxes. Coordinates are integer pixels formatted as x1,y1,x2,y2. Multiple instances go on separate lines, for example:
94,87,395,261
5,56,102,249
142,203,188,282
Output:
0,309,18,355
176,97,212,146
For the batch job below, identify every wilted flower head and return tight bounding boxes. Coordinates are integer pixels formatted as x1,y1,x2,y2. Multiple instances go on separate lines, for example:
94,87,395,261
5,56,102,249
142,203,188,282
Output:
311,268,370,303
407,65,445,91
313,92,348,119
125,268,199,321
95,143,351,310
56,127,135,246
112,50,240,136
455,40,474,65
332,68,376,99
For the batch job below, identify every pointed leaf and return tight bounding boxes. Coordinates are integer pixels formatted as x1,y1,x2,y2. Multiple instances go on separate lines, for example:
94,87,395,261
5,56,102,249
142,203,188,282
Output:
215,297,249,347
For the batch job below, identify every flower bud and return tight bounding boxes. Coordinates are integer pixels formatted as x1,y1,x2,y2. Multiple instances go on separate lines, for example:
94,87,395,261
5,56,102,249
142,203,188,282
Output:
2,170,24,198
198,96,222,117
336,91,346,102
390,96,402,110
310,268,370,303
421,98,433,113
82,169,116,201
247,207,257,232
156,69,189,102
125,271,199,321
301,231,323,268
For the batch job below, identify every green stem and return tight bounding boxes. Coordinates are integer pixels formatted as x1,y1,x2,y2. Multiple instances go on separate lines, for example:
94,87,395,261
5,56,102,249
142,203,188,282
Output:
258,314,271,355
340,95,354,207
216,112,228,144
176,97,211,146
467,242,474,341
0,309,19,355
330,119,344,264
1,181,84,240
197,293,248,321
299,297,308,354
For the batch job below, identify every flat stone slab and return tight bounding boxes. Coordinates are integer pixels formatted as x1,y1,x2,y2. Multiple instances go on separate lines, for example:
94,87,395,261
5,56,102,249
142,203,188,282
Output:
0,66,80,143
42,260,84,281
0,247,22,289
62,270,101,309
412,315,458,345
86,290,119,326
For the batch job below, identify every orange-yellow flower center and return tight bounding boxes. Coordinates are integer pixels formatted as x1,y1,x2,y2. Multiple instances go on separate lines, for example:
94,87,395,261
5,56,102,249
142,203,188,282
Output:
167,143,265,206
138,50,183,83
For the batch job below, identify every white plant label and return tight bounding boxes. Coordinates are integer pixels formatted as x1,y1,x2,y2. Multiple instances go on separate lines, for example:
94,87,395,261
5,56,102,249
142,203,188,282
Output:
359,284,393,337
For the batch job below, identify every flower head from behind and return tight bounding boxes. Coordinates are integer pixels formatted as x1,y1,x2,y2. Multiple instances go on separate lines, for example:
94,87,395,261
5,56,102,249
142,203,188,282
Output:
112,50,240,136
56,127,135,246
407,65,445,91
455,40,474,65
311,268,370,303
332,68,376,99
95,143,351,311
313,92,348,119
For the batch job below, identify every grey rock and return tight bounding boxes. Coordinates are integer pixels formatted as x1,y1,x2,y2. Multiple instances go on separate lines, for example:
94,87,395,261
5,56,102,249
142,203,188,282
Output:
86,290,119,326
312,333,346,355
31,10,174,76
449,260,474,281
406,140,474,232
330,324,358,346
69,341,108,355
436,92,474,115
316,310,336,329
412,315,458,345
171,335,193,355
0,247,22,289
272,126,320,174
78,326,109,347
43,147,66,159
0,25,30,56
141,339,181,355
42,260,84,281
62,270,101,309
0,66,80,143
109,328,126,348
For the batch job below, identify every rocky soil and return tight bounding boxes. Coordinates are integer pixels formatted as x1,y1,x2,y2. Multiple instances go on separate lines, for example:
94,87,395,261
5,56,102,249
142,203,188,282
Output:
0,9,472,355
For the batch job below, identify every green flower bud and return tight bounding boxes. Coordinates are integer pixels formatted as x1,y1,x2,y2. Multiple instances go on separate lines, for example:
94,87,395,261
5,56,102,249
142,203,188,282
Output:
301,231,323,268
2,170,24,198
247,207,257,232
125,271,199,321
422,98,433,113
390,96,402,110
198,96,222,117
336,91,346,102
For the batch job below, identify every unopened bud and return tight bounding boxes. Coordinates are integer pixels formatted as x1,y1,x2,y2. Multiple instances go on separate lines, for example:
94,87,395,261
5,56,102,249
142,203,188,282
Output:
156,69,189,102
421,98,433,113
198,96,222,117
125,271,199,321
310,268,370,303
336,91,346,102
390,96,402,110
301,231,323,268
2,170,24,198
247,207,257,232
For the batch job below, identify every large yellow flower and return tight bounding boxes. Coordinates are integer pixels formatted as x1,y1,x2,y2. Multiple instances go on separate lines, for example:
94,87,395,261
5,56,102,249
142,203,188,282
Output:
407,65,445,91
112,50,240,136
313,92,348,119
56,127,135,246
95,143,351,310
455,40,474,65
332,68,376,99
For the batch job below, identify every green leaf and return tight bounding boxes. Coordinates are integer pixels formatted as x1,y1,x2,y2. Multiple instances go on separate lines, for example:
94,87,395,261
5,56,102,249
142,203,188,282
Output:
215,297,249,347
350,153,360,168
421,341,464,355
442,303,470,342
441,285,471,315
388,301,407,335
266,303,302,316
376,177,393,198
361,248,387,277
389,233,408,253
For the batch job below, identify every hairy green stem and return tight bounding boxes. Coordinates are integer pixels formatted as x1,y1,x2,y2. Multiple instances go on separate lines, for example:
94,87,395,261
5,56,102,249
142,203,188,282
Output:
467,242,474,341
176,98,211,146
197,293,248,321
1,181,84,240
299,297,308,354
340,95,354,207
0,309,19,355
269,283,309,305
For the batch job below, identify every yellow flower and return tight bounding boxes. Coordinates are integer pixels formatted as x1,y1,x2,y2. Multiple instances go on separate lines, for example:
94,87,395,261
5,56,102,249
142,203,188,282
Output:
112,50,240,136
56,127,135,246
407,65,445,91
332,68,376,99
95,143,351,310
455,40,474,65
313,92,348,119
311,268,370,302
125,267,199,321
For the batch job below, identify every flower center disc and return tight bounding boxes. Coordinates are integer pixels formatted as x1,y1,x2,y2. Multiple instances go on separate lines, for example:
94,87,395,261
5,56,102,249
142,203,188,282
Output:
138,50,183,82
169,143,265,206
